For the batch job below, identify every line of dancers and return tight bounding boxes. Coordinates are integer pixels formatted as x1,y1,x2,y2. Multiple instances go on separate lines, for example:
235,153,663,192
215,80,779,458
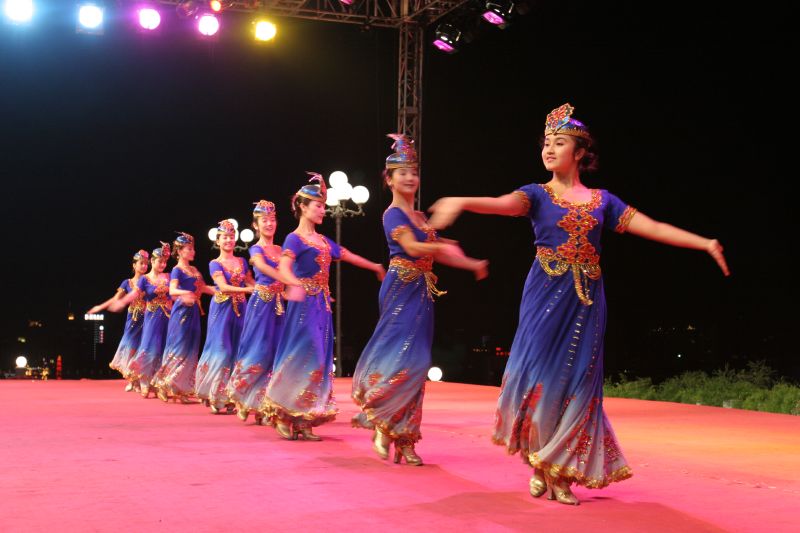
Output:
90,105,729,505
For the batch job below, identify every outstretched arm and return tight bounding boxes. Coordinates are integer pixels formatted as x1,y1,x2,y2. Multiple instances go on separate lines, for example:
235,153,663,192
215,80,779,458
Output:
627,212,730,276
340,248,385,281
107,288,141,313
428,193,527,229
87,290,125,314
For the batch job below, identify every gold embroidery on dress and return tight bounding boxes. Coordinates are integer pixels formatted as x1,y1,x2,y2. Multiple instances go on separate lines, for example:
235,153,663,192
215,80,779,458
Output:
615,205,637,233
511,190,531,217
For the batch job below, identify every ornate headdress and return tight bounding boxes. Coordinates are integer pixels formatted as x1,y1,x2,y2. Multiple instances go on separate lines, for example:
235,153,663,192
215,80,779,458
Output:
152,241,171,259
253,200,277,217
133,249,150,262
544,103,592,142
174,232,194,247
291,172,327,213
385,133,418,169
216,219,236,236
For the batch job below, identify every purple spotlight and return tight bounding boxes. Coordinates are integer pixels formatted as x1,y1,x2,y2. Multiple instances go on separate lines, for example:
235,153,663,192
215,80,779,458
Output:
433,39,455,53
138,8,161,30
339,0,354,4
197,13,219,36
482,11,505,25
432,23,461,54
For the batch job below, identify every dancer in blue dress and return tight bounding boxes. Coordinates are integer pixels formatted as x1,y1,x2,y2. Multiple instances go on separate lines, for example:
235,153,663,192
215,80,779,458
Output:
195,220,255,414
428,103,729,504
227,200,286,425
262,174,385,441
88,250,149,391
352,134,488,465
152,232,215,403
119,243,173,398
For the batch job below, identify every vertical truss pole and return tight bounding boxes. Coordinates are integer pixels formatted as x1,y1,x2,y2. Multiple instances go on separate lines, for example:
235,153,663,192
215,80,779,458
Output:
397,0,425,209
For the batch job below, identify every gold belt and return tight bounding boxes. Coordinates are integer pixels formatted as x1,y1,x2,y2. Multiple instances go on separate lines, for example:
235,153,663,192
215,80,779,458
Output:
389,256,446,299
146,298,172,318
255,281,285,316
214,291,247,317
297,274,332,313
536,247,601,306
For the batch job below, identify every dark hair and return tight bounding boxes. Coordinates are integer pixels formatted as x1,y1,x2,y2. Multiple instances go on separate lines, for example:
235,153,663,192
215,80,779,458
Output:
382,168,394,190
292,196,313,220
539,135,599,173
172,242,187,259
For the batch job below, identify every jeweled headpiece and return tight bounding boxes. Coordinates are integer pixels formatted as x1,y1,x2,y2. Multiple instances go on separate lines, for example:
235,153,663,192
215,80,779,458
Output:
544,103,592,142
291,172,327,212
174,232,194,246
217,220,236,236
133,249,149,262
253,200,277,217
152,242,171,259
385,133,418,169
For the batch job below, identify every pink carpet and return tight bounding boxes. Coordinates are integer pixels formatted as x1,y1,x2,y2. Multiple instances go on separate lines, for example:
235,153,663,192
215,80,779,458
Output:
1,379,798,532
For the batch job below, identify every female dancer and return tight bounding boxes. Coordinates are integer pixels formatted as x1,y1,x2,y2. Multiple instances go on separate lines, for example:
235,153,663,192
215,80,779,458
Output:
227,201,285,424
428,104,729,504
152,232,215,403
88,250,149,391
195,220,255,414
262,174,385,441
117,243,173,398
352,134,488,465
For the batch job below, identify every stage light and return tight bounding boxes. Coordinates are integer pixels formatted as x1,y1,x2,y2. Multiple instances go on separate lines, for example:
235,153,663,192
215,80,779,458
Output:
138,7,161,30
433,23,461,54
4,0,33,23
482,0,514,27
78,3,104,32
329,170,348,189
240,228,255,243
428,367,443,382
16,356,28,368
209,0,221,12
254,20,276,42
325,188,340,207
339,0,354,5
351,185,370,205
336,182,353,201
197,13,219,36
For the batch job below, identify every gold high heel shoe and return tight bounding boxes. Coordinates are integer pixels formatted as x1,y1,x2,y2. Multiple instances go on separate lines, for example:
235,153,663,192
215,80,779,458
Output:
140,384,151,398
157,388,169,403
124,382,134,392
210,403,222,414
297,426,322,441
529,469,547,498
393,440,423,466
236,403,249,422
546,475,579,506
275,420,296,440
372,430,391,460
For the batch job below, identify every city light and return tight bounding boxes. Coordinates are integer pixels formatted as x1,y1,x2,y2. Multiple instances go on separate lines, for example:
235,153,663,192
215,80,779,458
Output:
84,313,105,321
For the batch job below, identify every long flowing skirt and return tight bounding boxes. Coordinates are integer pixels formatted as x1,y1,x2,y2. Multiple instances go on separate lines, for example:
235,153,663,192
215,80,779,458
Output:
492,264,632,488
152,301,202,397
109,311,143,379
126,309,169,385
351,270,433,443
195,299,244,407
227,292,284,413
262,293,337,427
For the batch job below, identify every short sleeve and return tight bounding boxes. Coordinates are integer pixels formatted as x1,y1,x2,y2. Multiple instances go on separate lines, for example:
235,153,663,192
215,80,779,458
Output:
282,233,303,260
119,279,131,294
209,260,224,277
324,236,342,261
239,256,251,276
249,245,264,262
383,207,413,243
604,191,637,234
511,183,540,217
136,276,147,292
170,267,181,282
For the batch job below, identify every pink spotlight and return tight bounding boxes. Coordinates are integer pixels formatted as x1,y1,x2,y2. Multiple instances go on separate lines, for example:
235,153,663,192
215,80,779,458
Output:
432,39,455,53
197,13,219,36
138,8,161,30
482,11,505,25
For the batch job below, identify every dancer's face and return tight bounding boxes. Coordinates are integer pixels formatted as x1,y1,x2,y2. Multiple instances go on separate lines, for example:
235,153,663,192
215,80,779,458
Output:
217,232,236,253
178,244,195,262
387,167,419,197
152,256,167,274
542,134,584,173
301,200,325,225
256,214,277,239
133,258,149,275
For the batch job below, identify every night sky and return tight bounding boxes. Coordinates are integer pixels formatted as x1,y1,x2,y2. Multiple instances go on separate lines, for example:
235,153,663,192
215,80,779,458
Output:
1,1,794,380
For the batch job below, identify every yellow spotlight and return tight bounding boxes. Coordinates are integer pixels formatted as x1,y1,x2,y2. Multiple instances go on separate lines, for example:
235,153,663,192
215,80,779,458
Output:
254,20,277,42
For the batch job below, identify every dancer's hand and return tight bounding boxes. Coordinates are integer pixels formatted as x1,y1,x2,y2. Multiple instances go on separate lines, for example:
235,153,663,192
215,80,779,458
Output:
87,305,103,314
284,284,306,302
374,264,386,282
474,259,489,281
180,294,197,306
706,239,730,276
428,197,464,229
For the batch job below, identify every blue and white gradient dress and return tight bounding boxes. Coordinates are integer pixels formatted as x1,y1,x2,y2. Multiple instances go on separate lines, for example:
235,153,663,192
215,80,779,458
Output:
108,278,145,378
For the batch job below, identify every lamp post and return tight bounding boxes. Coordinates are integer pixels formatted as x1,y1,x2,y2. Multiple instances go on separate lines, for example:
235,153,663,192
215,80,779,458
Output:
207,218,255,251
325,171,370,377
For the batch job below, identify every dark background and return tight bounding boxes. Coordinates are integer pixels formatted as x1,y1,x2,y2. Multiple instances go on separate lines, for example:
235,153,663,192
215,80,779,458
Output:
1,1,794,383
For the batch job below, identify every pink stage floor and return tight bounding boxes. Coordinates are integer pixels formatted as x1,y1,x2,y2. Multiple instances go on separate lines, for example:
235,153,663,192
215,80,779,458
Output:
1,379,798,532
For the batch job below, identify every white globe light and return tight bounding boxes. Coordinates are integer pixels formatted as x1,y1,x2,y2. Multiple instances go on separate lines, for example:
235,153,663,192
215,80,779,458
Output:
240,228,255,243
228,218,239,230
351,185,370,205
329,171,348,189
427,366,443,382
233,229,240,242
5,0,34,23
337,182,353,201
78,5,103,30
16,356,27,369
325,187,340,207
207,228,218,241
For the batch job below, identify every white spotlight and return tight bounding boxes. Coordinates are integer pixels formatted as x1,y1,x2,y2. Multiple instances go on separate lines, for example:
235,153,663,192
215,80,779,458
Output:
15,356,28,368
427,367,443,382
78,4,104,31
4,0,34,23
